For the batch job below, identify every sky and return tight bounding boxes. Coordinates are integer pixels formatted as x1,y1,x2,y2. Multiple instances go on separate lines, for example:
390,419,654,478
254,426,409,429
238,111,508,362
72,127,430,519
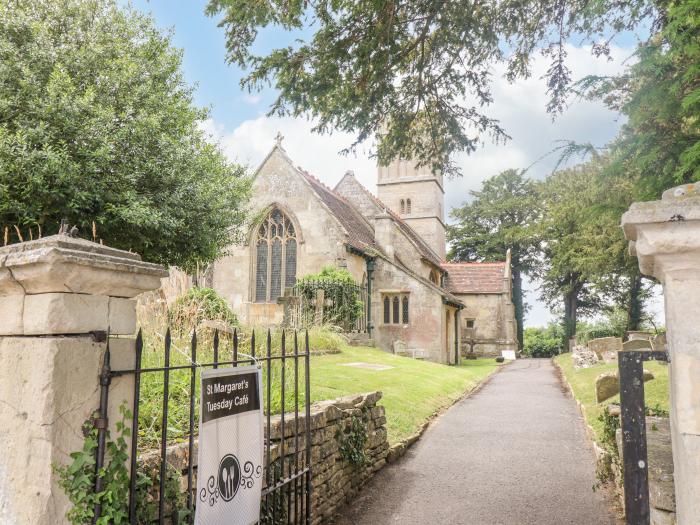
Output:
128,0,664,327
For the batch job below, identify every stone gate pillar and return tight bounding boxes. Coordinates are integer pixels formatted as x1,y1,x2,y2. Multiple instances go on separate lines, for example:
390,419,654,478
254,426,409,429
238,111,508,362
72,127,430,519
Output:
0,235,166,524
622,183,700,523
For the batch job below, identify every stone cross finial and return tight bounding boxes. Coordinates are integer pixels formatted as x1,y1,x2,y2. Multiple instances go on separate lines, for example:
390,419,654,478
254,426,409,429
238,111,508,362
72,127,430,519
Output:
274,131,284,147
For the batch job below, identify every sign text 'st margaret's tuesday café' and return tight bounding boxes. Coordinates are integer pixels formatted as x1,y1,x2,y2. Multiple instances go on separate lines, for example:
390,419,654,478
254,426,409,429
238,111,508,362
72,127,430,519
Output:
196,366,264,525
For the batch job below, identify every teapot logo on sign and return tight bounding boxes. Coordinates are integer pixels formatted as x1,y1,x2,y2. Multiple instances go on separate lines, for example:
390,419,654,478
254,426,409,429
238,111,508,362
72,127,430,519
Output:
199,454,262,507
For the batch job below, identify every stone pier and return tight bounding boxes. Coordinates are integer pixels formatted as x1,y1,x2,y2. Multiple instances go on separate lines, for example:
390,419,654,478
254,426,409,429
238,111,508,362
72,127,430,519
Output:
622,183,700,523
0,235,165,524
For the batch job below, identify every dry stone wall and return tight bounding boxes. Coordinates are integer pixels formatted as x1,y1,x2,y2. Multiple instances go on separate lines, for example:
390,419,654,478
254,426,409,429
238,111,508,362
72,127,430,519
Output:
139,391,389,524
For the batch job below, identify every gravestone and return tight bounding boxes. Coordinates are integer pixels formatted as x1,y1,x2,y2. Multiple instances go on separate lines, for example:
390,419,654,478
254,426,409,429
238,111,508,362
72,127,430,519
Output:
595,369,655,403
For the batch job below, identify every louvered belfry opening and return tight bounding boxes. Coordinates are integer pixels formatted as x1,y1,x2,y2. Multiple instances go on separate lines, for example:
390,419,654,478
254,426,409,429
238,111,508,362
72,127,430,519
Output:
255,208,297,302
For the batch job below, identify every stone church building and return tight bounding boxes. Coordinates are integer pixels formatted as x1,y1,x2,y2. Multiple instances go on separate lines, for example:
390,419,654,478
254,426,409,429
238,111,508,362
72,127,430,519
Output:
211,140,517,363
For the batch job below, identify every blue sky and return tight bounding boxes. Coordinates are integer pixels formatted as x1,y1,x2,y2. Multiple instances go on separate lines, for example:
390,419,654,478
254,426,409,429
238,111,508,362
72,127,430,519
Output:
128,1,663,327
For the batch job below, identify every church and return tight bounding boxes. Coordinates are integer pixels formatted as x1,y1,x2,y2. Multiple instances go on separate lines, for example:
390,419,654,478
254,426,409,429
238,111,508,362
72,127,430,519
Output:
211,139,517,363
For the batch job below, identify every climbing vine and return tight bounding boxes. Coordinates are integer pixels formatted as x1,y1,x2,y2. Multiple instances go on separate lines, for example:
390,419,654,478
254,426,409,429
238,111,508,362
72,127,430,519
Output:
594,407,621,491
54,404,131,525
337,414,370,468
54,403,190,524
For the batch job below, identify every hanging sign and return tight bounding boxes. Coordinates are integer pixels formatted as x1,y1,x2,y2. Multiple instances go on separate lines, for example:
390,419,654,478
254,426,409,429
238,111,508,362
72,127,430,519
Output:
195,365,264,525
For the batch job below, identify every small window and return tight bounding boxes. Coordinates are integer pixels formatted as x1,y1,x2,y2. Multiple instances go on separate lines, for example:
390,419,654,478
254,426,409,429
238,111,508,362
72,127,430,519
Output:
465,319,475,329
406,199,412,214
429,270,439,285
383,293,410,325
400,199,405,214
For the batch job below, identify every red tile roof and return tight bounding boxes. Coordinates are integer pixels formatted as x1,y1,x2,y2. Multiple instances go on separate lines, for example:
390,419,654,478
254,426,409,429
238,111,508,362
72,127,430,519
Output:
300,170,379,254
442,262,507,294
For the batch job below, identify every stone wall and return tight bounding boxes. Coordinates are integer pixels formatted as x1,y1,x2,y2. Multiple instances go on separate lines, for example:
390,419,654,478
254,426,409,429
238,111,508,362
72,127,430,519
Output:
456,293,517,357
140,391,389,524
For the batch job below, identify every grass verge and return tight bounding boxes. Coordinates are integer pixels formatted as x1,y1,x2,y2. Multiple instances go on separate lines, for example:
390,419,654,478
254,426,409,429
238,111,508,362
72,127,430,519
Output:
553,353,670,441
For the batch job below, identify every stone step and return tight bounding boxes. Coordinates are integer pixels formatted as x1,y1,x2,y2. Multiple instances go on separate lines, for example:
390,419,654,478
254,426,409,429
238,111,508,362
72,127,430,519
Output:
344,333,374,347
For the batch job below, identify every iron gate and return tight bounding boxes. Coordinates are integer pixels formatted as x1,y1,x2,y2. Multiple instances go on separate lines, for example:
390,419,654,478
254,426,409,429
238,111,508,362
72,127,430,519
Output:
618,347,669,525
94,328,312,524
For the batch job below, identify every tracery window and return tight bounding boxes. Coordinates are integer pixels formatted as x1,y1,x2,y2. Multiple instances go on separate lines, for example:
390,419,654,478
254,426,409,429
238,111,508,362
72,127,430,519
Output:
254,209,297,302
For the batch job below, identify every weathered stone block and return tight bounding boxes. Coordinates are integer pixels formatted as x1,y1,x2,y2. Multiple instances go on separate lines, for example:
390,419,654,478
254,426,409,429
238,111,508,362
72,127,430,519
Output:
22,292,108,335
108,297,137,335
595,370,654,403
0,294,24,335
589,337,623,359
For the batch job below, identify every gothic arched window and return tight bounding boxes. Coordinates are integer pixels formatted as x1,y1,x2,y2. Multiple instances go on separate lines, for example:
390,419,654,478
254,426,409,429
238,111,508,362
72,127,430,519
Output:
402,296,409,324
406,199,412,214
392,296,400,324
254,209,297,302
400,199,405,214
383,296,390,324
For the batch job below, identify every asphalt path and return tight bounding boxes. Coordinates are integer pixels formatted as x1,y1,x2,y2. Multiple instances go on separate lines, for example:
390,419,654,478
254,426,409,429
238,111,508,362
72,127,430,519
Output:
333,358,617,525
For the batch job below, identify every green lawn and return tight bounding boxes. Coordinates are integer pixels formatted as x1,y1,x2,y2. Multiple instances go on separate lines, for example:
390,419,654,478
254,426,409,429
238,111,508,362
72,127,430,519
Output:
310,347,500,444
554,353,670,441
137,329,500,447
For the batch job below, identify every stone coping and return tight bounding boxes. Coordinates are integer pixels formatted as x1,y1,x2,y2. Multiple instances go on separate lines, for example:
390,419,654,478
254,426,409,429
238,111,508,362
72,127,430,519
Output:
622,184,700,240
0,235,167,297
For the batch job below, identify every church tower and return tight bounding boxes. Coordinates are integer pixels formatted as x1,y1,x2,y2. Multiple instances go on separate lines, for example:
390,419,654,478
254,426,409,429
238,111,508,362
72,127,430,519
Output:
377,158,446,260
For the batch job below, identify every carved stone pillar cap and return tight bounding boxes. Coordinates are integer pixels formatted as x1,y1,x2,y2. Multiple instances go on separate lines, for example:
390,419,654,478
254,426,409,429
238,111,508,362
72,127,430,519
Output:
0,235,168,297
621,183,700,280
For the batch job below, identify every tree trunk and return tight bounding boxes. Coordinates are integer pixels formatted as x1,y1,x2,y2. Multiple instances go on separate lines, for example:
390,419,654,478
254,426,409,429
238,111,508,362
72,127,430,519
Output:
512,266,524,350
563,279,579,349
626,272,644,332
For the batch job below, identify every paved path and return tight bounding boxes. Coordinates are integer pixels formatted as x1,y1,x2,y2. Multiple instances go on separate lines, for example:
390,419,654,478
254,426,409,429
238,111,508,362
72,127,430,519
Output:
334,359,617,525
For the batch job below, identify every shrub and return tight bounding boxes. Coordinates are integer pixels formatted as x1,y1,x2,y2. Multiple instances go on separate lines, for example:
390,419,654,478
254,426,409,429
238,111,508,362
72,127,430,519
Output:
169,287,237,329
523,325,563,357
295,266,364,330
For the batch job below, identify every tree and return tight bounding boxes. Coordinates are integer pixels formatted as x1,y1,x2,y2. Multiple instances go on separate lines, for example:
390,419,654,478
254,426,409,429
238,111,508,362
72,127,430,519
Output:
206,0,659,175
447,169,540,349
579,0,700,199
0,0,251,271
536,165,603,344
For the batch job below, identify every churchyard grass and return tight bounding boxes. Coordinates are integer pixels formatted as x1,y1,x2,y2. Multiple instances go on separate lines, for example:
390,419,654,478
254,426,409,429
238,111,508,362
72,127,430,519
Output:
135,326,500,448
309,346,500,444
553,353,670,441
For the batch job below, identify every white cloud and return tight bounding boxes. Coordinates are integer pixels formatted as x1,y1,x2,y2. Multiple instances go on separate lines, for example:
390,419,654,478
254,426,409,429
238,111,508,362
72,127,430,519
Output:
203,43,654,327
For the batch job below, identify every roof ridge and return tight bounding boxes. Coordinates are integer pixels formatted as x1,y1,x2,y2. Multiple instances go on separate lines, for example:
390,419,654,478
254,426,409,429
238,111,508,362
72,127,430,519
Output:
343,174,445,265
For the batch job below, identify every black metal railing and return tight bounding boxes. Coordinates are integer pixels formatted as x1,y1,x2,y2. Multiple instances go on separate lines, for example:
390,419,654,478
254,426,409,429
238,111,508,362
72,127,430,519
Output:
94,327,312,524
288,280,367,333
618,347,668,525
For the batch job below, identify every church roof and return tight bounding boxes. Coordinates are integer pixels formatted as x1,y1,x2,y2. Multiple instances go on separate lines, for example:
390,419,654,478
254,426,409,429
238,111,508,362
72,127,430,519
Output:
299,169,379,254
441,262,507,294
334,172,443,267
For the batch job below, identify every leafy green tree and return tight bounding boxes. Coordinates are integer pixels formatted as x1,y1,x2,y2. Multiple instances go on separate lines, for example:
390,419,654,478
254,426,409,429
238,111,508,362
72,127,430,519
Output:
536,165,604,344
0,0,250,270
206,0,659,174
579,0,700,198
448,169,540,349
